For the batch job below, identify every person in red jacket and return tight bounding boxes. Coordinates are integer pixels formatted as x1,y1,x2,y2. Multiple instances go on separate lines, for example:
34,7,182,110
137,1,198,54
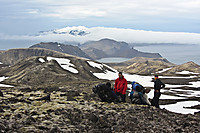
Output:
114,72,127,102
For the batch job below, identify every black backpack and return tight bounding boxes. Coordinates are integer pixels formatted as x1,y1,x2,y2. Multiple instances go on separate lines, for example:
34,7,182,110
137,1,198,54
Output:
93,83,118,103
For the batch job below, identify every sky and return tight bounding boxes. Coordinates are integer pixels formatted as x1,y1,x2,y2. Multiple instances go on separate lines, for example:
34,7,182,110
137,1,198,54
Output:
1,0,200,50
1,0,200,36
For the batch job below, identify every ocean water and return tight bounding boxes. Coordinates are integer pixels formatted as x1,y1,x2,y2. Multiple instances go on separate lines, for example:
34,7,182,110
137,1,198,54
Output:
96,57,131,63
134,44,200,65
96,44,200,65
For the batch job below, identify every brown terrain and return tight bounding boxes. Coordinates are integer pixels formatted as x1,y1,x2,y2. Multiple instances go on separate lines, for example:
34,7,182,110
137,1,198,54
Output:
0,46,200,132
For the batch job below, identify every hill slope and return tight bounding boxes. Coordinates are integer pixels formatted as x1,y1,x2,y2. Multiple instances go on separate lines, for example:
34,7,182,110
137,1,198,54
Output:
30,42,91,59
80,38,162,59
0,48,87,65
163,61,200,74
0,55,116,86
107,57,174,75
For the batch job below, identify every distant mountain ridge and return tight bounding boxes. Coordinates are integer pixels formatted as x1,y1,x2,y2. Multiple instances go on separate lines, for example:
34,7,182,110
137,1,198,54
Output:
80,38,162,59
0,48,86,65
107,57,175,75
30,42,91,59
164,61,200,74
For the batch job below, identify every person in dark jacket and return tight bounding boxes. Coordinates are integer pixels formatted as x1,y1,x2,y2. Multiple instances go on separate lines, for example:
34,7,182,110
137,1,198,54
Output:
151,75,165,108
114,72,127,102
93,82,120,103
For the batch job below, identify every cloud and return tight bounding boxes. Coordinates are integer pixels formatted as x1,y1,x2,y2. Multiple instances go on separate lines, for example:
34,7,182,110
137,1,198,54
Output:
2,0,200,20
1,26,200,45
26,9,39,14
0,0,200,36
42,6,106,19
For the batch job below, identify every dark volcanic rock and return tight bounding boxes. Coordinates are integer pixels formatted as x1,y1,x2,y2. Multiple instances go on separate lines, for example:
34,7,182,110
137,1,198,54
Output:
0,80,199,133
36,94,51,101
0,90,3,97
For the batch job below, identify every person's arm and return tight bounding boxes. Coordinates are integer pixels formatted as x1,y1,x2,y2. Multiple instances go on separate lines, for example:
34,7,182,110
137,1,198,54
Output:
161,81,165,89
130,91,133,100
138,92,145,104
114,79,118,93
143,94,151,105
122,79,127,94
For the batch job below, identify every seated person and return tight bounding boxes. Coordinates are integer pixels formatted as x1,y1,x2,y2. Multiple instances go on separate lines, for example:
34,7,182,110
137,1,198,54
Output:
93,82,120,103
130,81,151,105
142,88,151,105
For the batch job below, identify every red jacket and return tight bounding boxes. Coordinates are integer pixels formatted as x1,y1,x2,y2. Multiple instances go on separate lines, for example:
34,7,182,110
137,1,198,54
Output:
114,76,127,94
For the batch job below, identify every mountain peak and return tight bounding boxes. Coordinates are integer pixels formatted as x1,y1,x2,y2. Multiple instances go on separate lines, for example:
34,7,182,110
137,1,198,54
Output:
40,26,90,36
183,61,199,66
80,39,162,60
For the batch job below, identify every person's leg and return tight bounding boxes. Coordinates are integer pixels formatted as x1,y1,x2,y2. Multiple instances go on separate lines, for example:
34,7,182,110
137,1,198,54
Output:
151,92,156,106
121,94,126,102
115,92,122,102
154,92,161,108
111,91,120,102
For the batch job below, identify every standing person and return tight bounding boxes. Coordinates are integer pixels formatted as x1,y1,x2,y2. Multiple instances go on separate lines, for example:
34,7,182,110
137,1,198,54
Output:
114,72,127,102
151,75,165,108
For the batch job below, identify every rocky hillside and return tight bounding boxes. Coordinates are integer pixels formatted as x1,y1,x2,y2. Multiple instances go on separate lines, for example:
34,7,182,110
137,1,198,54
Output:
0,81,200,132
80,38,162,59
30,42,91,59
0,55,116,87
163,61,200,75
0,48,88,65
107,57,175,75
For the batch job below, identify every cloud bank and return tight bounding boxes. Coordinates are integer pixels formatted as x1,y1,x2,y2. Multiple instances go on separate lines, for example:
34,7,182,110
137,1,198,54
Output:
1,26,200,45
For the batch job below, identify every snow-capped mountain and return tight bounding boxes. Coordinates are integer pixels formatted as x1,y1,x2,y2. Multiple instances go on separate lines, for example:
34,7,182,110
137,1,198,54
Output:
39,26,90,36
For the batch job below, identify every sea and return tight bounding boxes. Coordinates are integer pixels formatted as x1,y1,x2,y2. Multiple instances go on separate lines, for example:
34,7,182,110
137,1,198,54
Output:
134,44,200,65
97,44,200,65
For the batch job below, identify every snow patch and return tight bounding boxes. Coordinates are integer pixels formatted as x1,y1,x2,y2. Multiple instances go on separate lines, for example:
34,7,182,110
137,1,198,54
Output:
155,67,172,74
38,58,45,63
103,64,118,73
159,75,197,79
87,61,104,70
57,44,64,51
189,81,200,88
0,62,3,64
160,101,200,114
147,89,186,99
0,76,14,87
93,71,153,87
176,70,199,75
0,76,8,82
47,57,78,73
170,88,200,97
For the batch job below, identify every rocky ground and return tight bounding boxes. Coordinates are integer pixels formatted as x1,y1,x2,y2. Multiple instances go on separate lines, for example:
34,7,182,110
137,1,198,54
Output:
0,53,200,132
0,81,200,133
